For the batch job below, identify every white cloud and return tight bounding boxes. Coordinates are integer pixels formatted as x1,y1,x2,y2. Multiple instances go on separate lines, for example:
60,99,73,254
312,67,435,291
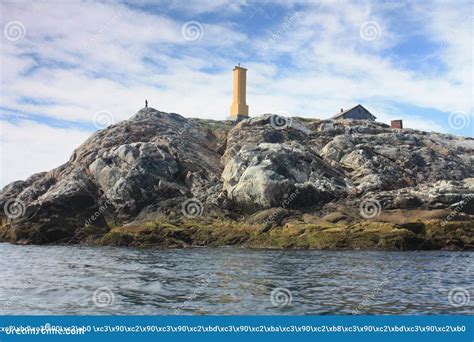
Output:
250,1,472,117
1,0,471,122
0,0,248,123
0,120,91,187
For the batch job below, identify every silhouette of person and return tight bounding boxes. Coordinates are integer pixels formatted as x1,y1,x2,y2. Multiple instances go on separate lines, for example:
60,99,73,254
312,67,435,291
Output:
145,99,148,108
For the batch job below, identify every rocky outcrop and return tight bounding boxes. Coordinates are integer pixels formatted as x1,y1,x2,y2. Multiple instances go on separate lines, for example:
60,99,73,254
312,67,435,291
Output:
221,116,348,211
1,108,473,248
0,167,107,244
0,109,223,243
370,179,474,214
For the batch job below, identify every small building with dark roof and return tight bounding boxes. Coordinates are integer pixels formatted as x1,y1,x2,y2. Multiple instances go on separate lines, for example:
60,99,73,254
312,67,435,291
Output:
330,104,376,121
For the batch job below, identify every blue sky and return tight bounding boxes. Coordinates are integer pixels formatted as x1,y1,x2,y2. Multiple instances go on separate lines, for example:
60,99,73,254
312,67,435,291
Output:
0,0,473,186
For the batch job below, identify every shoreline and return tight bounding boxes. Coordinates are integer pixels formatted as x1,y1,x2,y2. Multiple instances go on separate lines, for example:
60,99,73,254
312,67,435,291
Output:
94,220,474,251
3,210,471,251
1,241,474,253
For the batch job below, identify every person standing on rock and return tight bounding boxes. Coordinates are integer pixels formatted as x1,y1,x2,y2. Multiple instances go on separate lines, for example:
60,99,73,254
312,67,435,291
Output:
145,99,148,108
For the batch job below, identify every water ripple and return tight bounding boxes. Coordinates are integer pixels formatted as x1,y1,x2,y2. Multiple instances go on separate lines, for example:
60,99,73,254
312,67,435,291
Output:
0,244,472,315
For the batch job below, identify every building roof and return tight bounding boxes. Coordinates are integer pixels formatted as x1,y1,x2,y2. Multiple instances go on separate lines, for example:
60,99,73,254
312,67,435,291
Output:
330,104,376,120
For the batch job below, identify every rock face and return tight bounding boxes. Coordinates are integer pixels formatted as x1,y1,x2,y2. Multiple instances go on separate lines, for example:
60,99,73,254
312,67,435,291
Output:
1,108,473,245
221,116,348,211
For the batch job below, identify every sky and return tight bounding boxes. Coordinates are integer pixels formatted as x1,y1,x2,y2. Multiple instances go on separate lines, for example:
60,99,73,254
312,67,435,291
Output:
0,0,473,187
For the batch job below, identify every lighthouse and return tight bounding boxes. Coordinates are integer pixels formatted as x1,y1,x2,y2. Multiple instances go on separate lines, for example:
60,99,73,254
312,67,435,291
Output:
228,65,249,121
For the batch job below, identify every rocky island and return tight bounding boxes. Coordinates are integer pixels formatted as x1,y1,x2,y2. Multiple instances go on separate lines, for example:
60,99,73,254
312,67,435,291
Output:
1,108,473,250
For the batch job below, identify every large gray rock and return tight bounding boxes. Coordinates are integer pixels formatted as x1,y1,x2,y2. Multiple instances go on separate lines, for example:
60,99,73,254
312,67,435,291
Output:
0,168,107,243
88,142,183,219
221,116,348,211
0,109,223,243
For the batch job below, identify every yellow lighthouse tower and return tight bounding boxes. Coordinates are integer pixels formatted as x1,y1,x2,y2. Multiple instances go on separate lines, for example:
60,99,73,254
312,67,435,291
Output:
228,65,249,121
